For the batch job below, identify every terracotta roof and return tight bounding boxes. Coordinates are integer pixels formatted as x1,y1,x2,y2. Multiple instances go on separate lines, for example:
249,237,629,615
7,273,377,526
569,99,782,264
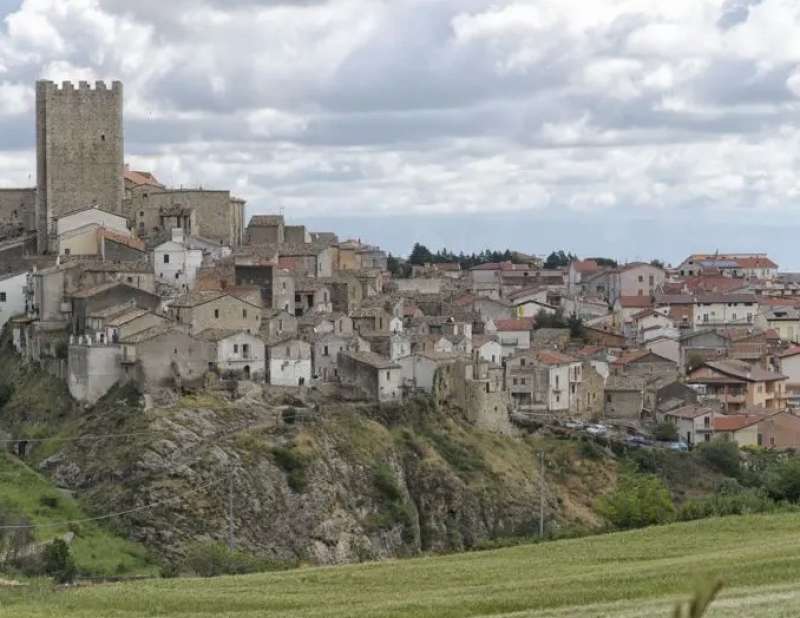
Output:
196,328,258,342
571,259,600,274
99,228,145,252
618,296,653,309
713,414,766,432
124,168,163,188
613,349,674,366
494,318,535,332
736,257,778,269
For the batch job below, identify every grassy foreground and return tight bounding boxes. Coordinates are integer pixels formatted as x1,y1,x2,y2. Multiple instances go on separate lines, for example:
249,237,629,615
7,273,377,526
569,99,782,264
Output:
4,512,800,617
0,452,156,578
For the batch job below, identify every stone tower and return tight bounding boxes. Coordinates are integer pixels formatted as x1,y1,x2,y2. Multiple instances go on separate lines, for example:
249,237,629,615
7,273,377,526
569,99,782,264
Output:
35,80,124,253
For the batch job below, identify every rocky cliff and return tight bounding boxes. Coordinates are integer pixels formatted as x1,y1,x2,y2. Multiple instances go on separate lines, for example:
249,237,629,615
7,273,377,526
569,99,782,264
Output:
0,345,617,566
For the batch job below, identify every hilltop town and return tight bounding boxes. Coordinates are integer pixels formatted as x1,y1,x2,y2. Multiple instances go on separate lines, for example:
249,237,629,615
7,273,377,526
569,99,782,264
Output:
0,80,799,452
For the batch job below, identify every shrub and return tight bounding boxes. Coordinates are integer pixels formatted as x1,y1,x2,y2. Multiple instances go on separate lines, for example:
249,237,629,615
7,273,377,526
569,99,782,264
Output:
39,495,60,509
765,458,800,503
596,473,676,530
653,421,679,442
42,538,77,584
695,439,740,478
677,487,788,521
368,463,416,544
577,438,603,460
271,446,309,493
181,542,294,578
0,383,13,409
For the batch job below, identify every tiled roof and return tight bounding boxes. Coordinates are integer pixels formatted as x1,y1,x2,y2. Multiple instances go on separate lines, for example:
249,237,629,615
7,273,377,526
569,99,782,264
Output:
618,296,653,309
196,328,257,342
494,318,535,332
124,168,163,188
703,359,786,383
100,228,145,252
248,215,284,227
713,414,765,432
340,350,400,369
535,350,578,366
665,405,717,420
571,259,600,274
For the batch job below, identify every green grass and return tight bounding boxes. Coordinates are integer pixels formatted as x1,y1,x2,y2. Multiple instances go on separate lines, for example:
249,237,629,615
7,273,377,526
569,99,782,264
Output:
5,512,800,616
0,452,156,578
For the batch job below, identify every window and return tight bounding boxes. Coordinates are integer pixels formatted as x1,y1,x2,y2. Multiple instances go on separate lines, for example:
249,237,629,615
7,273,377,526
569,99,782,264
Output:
100,133,105,141
703,416,710,428
278,319,283,331
163,254,170,264
324,345,329,357
0,292,5,303
175,273,180,280
520,358,526,367
127,277,133,283
282,281,287,290
555,375,559,388
242,344,250,359
243,309,248,319
513,377,518,386
64,248,71,256
386,371,390,380
649,275,654,286
286,346,290,356
233,344,239,353
704,433,711,442
214,309,219,319
139,211,144,217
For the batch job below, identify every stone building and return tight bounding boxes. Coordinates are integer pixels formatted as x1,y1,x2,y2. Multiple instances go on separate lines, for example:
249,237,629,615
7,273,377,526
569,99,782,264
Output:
337,351,402,401
36,80,125,253
267,337,311,386
125,187,245,248
169,290,262,335
246,215,284,245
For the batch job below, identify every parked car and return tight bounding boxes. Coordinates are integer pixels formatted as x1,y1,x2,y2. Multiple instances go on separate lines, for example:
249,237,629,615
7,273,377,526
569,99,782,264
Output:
668,441,689,452
625,435,653,447
585,424,608,436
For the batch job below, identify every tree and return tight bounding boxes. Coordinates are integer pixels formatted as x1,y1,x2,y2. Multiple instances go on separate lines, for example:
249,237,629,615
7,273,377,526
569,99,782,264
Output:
650,259,665,268
544,250,571,270
534,309,567,330
696,439,741,478
43,538,77,584
765,458,800,503
596,473,676,530
589,257,618,268
408,243,434,266
687,352,706,373
653,421,679,442
567,313,585,340
387,254,410,279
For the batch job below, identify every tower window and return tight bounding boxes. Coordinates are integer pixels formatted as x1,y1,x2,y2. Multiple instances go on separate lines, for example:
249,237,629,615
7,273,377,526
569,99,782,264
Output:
100,134,105,141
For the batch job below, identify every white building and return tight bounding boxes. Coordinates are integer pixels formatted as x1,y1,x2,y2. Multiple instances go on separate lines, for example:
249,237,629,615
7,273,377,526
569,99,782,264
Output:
200,329,266,380
268,338,312,386
154,228,204,292
0,271,28,330
398,352,461,393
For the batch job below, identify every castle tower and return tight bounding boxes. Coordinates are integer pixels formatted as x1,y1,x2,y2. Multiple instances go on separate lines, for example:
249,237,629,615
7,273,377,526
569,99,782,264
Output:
35,80,124,253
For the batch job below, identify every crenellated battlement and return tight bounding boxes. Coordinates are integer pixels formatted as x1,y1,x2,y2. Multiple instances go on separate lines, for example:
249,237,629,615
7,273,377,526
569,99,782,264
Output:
37,80,123,94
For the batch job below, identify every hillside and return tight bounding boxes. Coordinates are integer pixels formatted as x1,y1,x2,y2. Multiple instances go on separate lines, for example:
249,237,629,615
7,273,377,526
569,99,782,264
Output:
4,512,800,617
0,340,629,566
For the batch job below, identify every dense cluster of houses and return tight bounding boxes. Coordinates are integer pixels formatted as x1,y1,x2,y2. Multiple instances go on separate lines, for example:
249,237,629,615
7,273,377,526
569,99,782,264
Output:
3,209,800,447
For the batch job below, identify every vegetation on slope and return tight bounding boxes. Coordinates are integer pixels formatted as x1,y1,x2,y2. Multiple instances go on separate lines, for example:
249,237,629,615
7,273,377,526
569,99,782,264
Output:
5,512,800,617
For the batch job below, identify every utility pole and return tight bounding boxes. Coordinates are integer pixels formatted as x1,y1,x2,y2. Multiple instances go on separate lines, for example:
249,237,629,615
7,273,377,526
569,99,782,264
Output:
538,451,545,538
227,466,235,550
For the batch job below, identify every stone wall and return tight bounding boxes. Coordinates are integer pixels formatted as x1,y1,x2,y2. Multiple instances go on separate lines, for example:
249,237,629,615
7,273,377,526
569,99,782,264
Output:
0,188,36,238
67,343,123,403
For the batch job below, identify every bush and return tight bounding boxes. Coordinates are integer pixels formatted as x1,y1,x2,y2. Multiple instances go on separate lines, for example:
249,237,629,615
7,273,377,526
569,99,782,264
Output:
765,458,800,503
0,383,13,409
42,538,77,584
577,438,603,460
39,495,60,509
695,439,741,478
677,486,789,521
596,473,676,530
271,446,309,493
181,542,294,578
653,421,679,442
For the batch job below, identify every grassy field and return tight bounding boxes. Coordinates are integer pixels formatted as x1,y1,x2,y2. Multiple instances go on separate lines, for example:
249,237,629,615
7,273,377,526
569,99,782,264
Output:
4,512,800,617
0,452,156,578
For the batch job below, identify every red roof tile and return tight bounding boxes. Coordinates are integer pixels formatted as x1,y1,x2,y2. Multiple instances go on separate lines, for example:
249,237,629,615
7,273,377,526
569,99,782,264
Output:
618,295,654,309
494,318,535,332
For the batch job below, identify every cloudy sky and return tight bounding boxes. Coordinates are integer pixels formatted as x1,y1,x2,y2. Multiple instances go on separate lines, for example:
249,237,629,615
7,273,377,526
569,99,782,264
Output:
2,0,800,266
